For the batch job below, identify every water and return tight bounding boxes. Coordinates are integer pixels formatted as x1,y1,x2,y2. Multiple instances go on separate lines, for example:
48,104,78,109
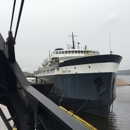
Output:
77,75,130,130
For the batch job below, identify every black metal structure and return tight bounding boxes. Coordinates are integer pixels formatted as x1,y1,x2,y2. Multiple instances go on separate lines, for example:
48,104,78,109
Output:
0,1,88,130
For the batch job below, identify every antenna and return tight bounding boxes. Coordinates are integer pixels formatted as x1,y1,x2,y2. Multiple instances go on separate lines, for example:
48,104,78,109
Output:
68,32,77,49
77,42,80,49
109,32,112,54
49,50,50,58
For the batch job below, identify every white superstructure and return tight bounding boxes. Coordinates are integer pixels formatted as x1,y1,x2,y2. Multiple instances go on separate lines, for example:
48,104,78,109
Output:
34,48,100,76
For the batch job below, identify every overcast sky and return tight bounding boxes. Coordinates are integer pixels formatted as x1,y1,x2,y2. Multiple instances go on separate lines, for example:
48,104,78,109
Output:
0,0,130,72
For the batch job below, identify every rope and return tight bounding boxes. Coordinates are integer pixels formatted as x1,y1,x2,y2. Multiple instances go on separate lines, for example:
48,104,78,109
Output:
10,0,16,31
14,0,25,41
74,82,100,115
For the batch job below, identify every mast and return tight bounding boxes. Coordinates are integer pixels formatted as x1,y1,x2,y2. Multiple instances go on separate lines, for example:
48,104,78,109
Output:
68,32,77,49
109,32,112,54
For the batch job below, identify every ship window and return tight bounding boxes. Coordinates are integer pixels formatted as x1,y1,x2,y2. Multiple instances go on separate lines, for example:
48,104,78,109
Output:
68,51,70,54
78,51,80,54
59,51,61,54
81,51,83,54
56,51,58,54
65,51,67,54
62,51,64,54
72,51,74,54
75,51,77,54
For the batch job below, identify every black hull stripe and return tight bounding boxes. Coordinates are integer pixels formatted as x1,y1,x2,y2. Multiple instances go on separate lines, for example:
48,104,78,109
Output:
59,54,122,67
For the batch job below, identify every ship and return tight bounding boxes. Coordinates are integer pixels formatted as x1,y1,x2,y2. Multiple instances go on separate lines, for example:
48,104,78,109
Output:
33,33,122,117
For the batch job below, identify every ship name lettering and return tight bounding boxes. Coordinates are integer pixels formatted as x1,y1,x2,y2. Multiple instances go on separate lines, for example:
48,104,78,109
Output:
62,70,71,73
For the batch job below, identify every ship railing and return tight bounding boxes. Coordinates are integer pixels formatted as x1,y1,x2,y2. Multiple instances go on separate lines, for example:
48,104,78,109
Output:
26,76,47,85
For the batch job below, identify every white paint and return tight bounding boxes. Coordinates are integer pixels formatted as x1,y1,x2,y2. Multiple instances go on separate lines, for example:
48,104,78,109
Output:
59,62,119,74
35,62,119,77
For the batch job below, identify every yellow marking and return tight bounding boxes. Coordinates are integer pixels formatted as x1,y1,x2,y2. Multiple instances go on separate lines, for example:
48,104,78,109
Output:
60,106,97,130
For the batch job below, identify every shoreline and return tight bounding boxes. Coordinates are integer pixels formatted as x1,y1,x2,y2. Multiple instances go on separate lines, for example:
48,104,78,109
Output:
116,78,130,86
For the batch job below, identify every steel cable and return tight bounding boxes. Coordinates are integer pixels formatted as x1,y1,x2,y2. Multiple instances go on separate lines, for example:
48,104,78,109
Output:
10,0,16,31
74,82,100,115
14,0,25,42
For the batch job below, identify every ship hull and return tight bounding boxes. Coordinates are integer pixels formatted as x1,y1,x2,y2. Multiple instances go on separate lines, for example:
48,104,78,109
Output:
36,54,122,117
46,72,116,117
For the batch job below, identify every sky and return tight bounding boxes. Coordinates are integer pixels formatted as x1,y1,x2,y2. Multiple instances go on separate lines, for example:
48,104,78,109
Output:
0,0,130,72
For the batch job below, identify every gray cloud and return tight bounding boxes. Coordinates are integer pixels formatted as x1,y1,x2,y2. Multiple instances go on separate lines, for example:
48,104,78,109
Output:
104,13,120,27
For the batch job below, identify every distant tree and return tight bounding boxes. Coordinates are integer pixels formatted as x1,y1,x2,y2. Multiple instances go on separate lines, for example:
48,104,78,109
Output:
118,69,130,75
23,71,33,76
